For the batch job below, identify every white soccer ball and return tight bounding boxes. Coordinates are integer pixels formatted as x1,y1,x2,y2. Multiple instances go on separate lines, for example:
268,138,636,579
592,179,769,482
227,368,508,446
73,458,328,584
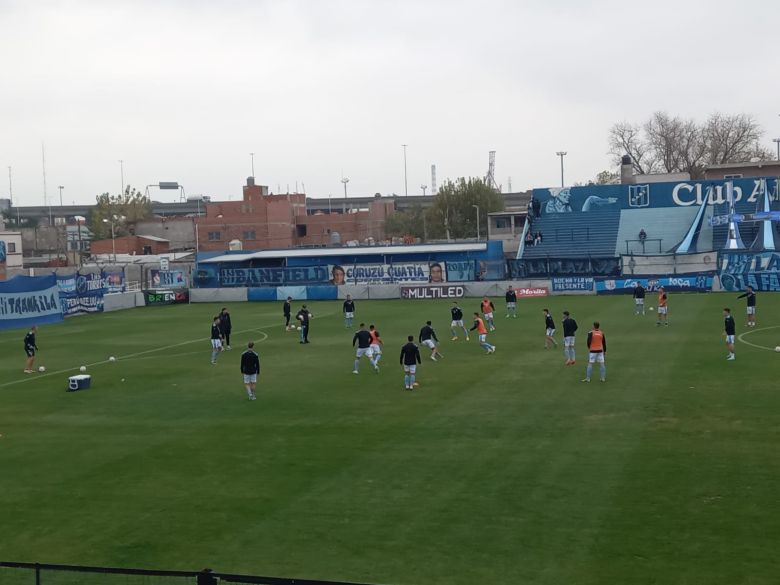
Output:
775,346,780,353
297,326,301,330
38,366,46,373
80,366,87,373
648,307,655,311
109,356,116,362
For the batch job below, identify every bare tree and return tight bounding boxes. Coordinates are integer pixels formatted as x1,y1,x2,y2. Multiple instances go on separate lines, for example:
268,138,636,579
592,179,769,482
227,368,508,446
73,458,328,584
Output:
609,111,772,179
608,121,656,175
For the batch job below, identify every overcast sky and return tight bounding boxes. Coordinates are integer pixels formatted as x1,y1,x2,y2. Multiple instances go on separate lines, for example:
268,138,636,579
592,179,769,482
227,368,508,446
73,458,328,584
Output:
2,0,779,206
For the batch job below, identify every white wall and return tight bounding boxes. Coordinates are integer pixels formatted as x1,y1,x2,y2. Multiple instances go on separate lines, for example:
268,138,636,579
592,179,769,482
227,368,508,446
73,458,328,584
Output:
0,231,23,268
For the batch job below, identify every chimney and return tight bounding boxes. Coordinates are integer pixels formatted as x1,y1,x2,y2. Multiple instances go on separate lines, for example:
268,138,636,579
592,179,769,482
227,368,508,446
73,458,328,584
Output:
620,154,634,184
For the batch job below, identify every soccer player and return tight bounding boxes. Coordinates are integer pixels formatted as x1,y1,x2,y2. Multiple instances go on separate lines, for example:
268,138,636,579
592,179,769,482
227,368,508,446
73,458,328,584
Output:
369,324,383,365
582,321,607,383
450,301,470,341
543,308,558,349
562,310,578,365
419,320,444,361
633,283,646,316
737,286,756,328
283,296,293,331
400,335,422,391
470,312,496,354
296,305,311,344
210,316,223,364
343,294,356,328
656,286,669,326
724,307,736,361
481,296,496,331
240,341,260,400
505,286,518,318
23,325,39,374
353,323,378,374
219,307,232,349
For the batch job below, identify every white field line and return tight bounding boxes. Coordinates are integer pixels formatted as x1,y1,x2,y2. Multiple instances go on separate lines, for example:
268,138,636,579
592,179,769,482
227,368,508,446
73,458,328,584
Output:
736,325,780,352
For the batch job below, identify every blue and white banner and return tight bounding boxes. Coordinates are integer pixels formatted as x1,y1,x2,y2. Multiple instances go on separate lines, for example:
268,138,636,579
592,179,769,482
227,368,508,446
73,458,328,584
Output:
719,252,780,291
150,269,188,288
0,274,64,330
595,275,713,294
332,263,434,284
0,240,6,263
104,271,125,293
57,272,106,315
445,261,475,282
220,267,328,287
551,277,594,292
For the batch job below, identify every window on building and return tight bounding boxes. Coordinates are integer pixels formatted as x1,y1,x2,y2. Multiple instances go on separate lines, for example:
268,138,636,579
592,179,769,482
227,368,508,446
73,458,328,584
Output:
8,242,16,253
495,218,511,229
296,224,307,237
242,230,256,240
724,174,743,179
207,231,222,241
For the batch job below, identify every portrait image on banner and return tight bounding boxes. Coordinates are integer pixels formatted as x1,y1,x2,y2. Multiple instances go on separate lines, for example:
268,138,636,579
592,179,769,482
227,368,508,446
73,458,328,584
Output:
150,269,188,288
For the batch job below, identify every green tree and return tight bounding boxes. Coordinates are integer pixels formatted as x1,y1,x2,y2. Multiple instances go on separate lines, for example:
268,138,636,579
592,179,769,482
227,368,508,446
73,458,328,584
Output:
88,186,152,240
384,204,427,240
427,177,504,240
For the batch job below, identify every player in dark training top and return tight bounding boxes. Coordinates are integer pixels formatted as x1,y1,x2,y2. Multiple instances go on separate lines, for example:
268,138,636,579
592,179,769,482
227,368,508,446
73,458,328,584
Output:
23,325,39,374
450,301,469,341
419,321,444,361
296,305,312,344
505,286,518,318
283,296,293,331
723,307,736,361
240,341,260,400
633,283,646,315
343,295,356,328
219,307,232,350
210,316,223,364
543,309,558,349
352,323,378,374
562,311,578,365
737,286,756,328
400,335,422,391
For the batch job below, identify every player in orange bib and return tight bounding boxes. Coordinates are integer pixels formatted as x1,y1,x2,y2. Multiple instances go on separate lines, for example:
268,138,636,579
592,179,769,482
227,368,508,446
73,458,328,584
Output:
656,286,669,326
368,324,383,365
469,312,496,354
582,321,607,383
481,297,496,331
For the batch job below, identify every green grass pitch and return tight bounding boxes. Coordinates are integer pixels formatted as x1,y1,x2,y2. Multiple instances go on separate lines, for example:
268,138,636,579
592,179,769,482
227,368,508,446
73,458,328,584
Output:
1,293,780,584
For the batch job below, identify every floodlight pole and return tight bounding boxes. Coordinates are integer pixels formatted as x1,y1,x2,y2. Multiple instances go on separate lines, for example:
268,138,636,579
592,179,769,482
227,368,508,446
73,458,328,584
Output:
556,151,567,187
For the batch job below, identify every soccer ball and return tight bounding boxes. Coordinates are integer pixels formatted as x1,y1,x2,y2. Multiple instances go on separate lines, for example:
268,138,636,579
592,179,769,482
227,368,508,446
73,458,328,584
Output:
38,366,46,373
775,346,780,353
297,326,302,330
648,307,655,312
109,356,116,362
80,366,87,373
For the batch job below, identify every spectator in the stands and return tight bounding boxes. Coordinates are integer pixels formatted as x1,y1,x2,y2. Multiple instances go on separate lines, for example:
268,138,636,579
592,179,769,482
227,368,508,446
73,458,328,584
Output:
638,228,647,242
532,197,541,218
525,231,535,247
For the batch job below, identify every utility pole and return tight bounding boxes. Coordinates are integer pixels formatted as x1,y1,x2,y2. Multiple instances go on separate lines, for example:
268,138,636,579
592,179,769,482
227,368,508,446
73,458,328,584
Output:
119,159,125,195
773,138,780,161
250,152,255,177
556,151,567,187
341,177,349,214
421,184,427,196
9,166,20,227
58,185,64,207
402,144,408,196
42,142,51,226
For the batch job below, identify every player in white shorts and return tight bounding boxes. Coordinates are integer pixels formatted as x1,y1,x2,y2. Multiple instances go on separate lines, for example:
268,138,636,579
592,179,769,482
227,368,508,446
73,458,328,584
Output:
369,324,383,364
561,310,578,365
400,336,422,390
724,307,736,360
450,302,470,341
210,316,223,364
352,323,378,373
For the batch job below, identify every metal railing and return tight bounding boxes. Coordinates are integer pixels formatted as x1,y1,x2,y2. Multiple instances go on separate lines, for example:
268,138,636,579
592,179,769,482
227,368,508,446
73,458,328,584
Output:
624,238,663,255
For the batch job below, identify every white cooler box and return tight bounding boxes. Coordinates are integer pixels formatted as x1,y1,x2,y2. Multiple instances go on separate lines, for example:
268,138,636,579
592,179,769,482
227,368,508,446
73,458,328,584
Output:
68,374,91,392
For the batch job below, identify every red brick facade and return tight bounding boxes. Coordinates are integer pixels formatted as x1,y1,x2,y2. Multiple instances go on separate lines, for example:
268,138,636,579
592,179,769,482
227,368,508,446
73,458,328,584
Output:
90,235,170,256
195,179,395,251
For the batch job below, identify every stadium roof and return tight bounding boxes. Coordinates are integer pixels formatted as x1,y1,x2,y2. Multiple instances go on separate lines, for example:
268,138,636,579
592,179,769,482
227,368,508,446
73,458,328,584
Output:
201,243,487,263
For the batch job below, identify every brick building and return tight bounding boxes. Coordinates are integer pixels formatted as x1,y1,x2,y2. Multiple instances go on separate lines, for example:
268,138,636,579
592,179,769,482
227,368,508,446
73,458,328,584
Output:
90,235,171,256
704,160,780,180
195,177,395,251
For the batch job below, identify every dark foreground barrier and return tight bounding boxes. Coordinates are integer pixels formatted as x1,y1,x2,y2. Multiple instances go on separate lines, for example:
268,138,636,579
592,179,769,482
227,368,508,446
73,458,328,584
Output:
0,561,381,585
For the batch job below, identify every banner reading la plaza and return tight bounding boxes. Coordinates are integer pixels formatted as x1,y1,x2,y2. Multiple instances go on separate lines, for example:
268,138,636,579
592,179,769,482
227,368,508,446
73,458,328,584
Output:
0,274,64,330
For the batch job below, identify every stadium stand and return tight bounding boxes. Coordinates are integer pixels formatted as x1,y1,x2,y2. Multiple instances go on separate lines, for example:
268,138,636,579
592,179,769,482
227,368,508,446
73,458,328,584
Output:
521,207,621,259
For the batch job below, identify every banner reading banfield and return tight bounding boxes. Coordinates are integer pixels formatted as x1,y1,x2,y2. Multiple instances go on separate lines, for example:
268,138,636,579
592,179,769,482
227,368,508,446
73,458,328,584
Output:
57,272,107,315
0,274,63,330
332,263,444,284
220,267,328,287
595,275,713,294
719,252,780,291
